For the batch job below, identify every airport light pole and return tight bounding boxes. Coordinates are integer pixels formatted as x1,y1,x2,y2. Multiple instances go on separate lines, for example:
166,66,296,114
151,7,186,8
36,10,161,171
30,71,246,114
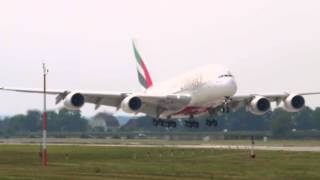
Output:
42,63,48,167
250,136,256,159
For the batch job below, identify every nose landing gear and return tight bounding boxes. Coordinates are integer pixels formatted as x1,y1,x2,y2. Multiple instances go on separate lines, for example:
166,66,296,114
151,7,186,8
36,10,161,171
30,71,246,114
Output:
222,96,232,113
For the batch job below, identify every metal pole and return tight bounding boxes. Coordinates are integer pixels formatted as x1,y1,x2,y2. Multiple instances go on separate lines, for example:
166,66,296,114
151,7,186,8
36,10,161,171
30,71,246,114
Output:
250,136,256,159
42,63,48,167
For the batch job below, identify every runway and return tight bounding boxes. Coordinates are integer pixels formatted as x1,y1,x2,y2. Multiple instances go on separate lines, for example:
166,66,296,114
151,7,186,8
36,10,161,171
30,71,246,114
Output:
57,144,320,152
1,138,320,152
2,142,320,152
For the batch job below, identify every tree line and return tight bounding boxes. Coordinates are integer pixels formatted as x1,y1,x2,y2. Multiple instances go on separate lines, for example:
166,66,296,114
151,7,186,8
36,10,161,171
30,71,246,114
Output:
0,107,320,137
122,107,320,136
0,109,88,136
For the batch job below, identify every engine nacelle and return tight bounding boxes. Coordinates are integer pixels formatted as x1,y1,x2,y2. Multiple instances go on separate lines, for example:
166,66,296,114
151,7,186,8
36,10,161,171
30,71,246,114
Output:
247,96,271,115
63,93,85,110
283,94,305,112
120,96,142,113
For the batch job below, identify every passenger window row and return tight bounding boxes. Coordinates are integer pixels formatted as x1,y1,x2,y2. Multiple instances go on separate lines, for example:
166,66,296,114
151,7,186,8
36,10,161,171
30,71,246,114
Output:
218,74,233,78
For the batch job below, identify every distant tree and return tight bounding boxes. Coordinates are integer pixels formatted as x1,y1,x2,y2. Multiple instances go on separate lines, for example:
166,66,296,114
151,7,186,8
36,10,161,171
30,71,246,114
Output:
224,107,271,131
271,108,293,136
292,107,315,130
46,110,60,131
313,107,320,130
25,110,42,131
56,109,88,132
7,114,27,133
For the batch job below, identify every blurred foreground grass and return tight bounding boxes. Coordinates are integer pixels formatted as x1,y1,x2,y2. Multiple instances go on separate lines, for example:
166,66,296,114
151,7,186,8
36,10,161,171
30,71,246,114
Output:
0,145,319,179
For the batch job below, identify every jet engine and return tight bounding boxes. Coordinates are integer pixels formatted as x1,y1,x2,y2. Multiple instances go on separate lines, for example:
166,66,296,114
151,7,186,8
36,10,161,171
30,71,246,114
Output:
120,96,142,113
63,92,85,110
247,96,271,115
283,94,305,112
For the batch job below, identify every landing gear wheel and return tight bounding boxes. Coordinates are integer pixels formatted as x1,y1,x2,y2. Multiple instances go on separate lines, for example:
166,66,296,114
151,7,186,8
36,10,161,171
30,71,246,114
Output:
206,119,212,127
184,121,199,128
222,106,230,113
160,120,165,127
212,119,218,127
171,121,177,128
153,119,159,126
160,121,177,128
206,119,218,127
193,122,199,128
164,121,170,128
154,119,177,128
185,121,191,128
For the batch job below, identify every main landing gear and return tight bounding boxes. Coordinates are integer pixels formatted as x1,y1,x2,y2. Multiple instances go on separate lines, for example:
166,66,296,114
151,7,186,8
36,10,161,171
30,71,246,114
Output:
152,116,219,128
184,120,199,128
184,115,199,128
153,119,177,128
183,118,218,128
206,119,218,127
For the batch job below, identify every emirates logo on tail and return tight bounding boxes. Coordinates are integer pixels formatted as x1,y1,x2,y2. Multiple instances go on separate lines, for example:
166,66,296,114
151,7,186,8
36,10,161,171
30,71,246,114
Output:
132,41,153,89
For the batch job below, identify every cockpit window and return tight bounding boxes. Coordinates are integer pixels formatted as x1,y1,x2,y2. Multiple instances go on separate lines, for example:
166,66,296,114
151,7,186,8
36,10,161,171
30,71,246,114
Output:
218,74,233,78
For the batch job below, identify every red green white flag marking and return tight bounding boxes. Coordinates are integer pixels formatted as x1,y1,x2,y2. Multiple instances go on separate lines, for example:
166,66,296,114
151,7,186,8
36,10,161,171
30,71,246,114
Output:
132,41,153,89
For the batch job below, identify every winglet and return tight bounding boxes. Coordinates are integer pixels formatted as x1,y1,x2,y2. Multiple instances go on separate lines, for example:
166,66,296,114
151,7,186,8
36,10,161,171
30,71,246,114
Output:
132,40,153,89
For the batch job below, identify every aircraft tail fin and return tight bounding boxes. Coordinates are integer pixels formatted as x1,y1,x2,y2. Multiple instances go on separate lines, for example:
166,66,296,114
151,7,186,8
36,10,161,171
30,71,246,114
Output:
132,40,153,89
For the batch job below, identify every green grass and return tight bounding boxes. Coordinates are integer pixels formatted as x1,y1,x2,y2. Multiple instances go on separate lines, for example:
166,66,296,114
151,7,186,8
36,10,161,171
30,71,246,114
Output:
0,145,319,179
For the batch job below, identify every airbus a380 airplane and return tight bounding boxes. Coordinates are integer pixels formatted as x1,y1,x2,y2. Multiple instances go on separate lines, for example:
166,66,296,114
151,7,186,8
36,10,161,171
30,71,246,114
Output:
1,42,319,128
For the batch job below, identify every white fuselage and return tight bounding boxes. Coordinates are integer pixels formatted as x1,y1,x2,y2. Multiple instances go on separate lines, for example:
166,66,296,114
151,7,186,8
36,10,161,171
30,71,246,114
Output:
146,64,238,119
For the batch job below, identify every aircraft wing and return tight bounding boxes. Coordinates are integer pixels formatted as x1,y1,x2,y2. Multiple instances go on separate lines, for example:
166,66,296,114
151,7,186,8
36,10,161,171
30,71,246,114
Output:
0,87,191,116
0,87,126,107
82,92,191,114
228,92,320,110
0,87,63,95
232,92,320,101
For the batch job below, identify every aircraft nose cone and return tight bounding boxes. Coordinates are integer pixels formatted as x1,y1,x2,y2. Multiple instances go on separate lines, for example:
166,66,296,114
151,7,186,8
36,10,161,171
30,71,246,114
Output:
226,78,237,95
213,77,238,96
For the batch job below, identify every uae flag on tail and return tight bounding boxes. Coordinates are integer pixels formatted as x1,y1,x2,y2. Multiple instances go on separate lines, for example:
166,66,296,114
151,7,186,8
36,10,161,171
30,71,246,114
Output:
132,41,153,89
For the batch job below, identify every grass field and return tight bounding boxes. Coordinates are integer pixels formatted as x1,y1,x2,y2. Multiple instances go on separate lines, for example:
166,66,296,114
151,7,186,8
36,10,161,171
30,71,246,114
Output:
0,145,319,179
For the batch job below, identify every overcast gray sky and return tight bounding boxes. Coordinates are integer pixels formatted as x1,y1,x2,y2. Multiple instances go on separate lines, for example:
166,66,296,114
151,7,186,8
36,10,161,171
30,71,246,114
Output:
0,0,320,116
